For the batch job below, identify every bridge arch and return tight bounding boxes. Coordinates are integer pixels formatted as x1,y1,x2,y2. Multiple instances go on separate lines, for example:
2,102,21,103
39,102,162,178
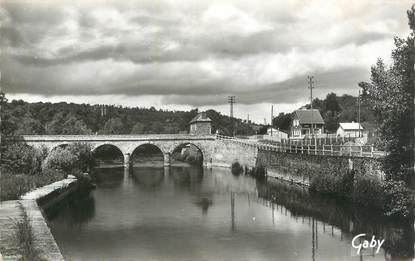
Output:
130,143,165,167
170,142,204,166
93,144,125,166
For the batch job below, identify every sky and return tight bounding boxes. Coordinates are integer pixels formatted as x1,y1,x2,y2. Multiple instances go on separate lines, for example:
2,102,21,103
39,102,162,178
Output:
0,0,412,123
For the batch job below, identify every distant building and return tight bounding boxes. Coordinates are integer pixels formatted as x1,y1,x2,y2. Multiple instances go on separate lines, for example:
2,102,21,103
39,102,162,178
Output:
189,112,212,135
266,128,289,140
336,122,363,137
291,109,325,138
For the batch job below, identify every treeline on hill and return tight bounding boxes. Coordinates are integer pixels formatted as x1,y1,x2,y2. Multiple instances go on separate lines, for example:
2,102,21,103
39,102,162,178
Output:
270,93,376,134
1,98,257,136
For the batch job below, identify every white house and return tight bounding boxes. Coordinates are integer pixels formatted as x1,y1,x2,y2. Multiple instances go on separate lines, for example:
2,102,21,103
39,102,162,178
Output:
336,122,363,137
266,127,288,141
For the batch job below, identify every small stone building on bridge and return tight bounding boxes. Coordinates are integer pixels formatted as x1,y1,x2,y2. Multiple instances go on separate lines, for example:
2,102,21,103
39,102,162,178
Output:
189,112,212,135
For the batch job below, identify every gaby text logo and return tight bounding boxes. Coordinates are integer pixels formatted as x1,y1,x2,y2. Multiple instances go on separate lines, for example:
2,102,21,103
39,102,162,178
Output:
352,234,385,255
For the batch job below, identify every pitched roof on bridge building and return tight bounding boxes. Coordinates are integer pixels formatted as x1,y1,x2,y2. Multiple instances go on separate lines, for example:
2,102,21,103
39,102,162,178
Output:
294,109,324,124
190,112,212,124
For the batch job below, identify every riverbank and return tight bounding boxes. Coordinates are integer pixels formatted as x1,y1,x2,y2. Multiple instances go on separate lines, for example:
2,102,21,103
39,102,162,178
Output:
0,171,66,201
0,176,78,261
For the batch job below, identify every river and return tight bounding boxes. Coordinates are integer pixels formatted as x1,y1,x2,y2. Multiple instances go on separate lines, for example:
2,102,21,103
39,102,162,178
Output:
46,165,414,261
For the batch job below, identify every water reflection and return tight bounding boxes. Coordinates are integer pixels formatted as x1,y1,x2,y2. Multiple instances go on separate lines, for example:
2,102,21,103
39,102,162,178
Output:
256,179,415,260
47,166,414,261
45,192,96,229
92,167,124,188
170,165,203,190
194,195,213,215
131,167,164,190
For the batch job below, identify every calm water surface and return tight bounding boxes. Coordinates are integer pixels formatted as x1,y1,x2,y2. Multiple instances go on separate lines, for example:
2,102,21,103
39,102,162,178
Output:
47,166,414,261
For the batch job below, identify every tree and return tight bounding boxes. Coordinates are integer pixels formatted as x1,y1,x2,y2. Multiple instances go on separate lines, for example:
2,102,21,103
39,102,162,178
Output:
1,143,45,175
272,113,292,132
67,143,94,172
45,112,66,134
324,110,339,133
130,122,145,134
358,7,414,217
14,115,44,135
101,117,124,134
257,125,268,135
323,93,341,113
61,115,92,135
43,147,77,174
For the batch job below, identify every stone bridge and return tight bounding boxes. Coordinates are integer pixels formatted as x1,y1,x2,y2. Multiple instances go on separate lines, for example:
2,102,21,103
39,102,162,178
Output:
19,134,218,167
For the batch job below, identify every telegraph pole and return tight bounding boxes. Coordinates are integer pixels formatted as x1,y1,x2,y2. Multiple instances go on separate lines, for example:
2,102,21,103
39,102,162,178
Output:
308,76,314,138
228,96,236,136
0,72,3,202
358,90,361,137
271,105,274,136
228,96,235,118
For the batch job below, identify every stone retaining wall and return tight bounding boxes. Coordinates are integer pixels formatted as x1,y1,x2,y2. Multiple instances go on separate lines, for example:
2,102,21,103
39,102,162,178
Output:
257,150,384,185
19,177,78,261
211,140,258,169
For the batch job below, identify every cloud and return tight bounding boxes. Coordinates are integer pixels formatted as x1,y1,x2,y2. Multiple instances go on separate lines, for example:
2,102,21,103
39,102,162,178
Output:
0,0,412,113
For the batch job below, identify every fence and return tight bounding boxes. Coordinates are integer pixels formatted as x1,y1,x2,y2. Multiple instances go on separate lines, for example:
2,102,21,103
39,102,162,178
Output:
287,134,362,146
216,134,385,158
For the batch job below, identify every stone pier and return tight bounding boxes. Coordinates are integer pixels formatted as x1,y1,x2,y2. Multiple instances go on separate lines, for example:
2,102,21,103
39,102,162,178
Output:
163,152,171,167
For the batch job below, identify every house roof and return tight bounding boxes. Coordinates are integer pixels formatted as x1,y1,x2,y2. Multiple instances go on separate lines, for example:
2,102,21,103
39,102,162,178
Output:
294,109,324,124
189,112,212,124
339,122,363,130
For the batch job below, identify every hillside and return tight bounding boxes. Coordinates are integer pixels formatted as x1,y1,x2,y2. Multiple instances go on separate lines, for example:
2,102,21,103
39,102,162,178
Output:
1,98,258,137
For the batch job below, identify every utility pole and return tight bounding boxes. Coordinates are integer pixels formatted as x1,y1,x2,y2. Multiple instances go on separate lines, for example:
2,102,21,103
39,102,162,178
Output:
228,96,236,136
0,72,3,202
228,96,235,118
308,76,314,138
358,90,361,137
271,105,274,136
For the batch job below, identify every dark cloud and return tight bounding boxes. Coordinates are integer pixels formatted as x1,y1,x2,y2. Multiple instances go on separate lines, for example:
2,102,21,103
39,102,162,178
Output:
0,0,412,107
161,66,368,106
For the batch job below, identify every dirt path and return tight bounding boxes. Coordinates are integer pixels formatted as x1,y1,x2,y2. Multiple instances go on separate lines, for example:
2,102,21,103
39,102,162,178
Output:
0,200,23,261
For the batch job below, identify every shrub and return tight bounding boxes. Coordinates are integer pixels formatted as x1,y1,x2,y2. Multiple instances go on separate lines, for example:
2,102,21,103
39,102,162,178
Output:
231,162,243,175
66,143,95,172
42,147,77,174
309,171,353,199
353,176,384,208
1,143,45,176
383,180,413,218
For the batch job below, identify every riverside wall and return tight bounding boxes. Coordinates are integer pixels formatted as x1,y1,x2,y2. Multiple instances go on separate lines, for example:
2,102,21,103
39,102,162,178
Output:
210,140,258,169
257,150,384,186
19,177,79,261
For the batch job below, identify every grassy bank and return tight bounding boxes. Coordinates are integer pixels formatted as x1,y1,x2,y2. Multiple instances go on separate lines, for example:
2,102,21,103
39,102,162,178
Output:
14,204,40,261
1,170,65,201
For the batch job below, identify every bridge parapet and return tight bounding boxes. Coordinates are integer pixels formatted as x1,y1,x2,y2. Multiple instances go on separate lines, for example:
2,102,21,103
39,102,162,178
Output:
17,134,216,142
